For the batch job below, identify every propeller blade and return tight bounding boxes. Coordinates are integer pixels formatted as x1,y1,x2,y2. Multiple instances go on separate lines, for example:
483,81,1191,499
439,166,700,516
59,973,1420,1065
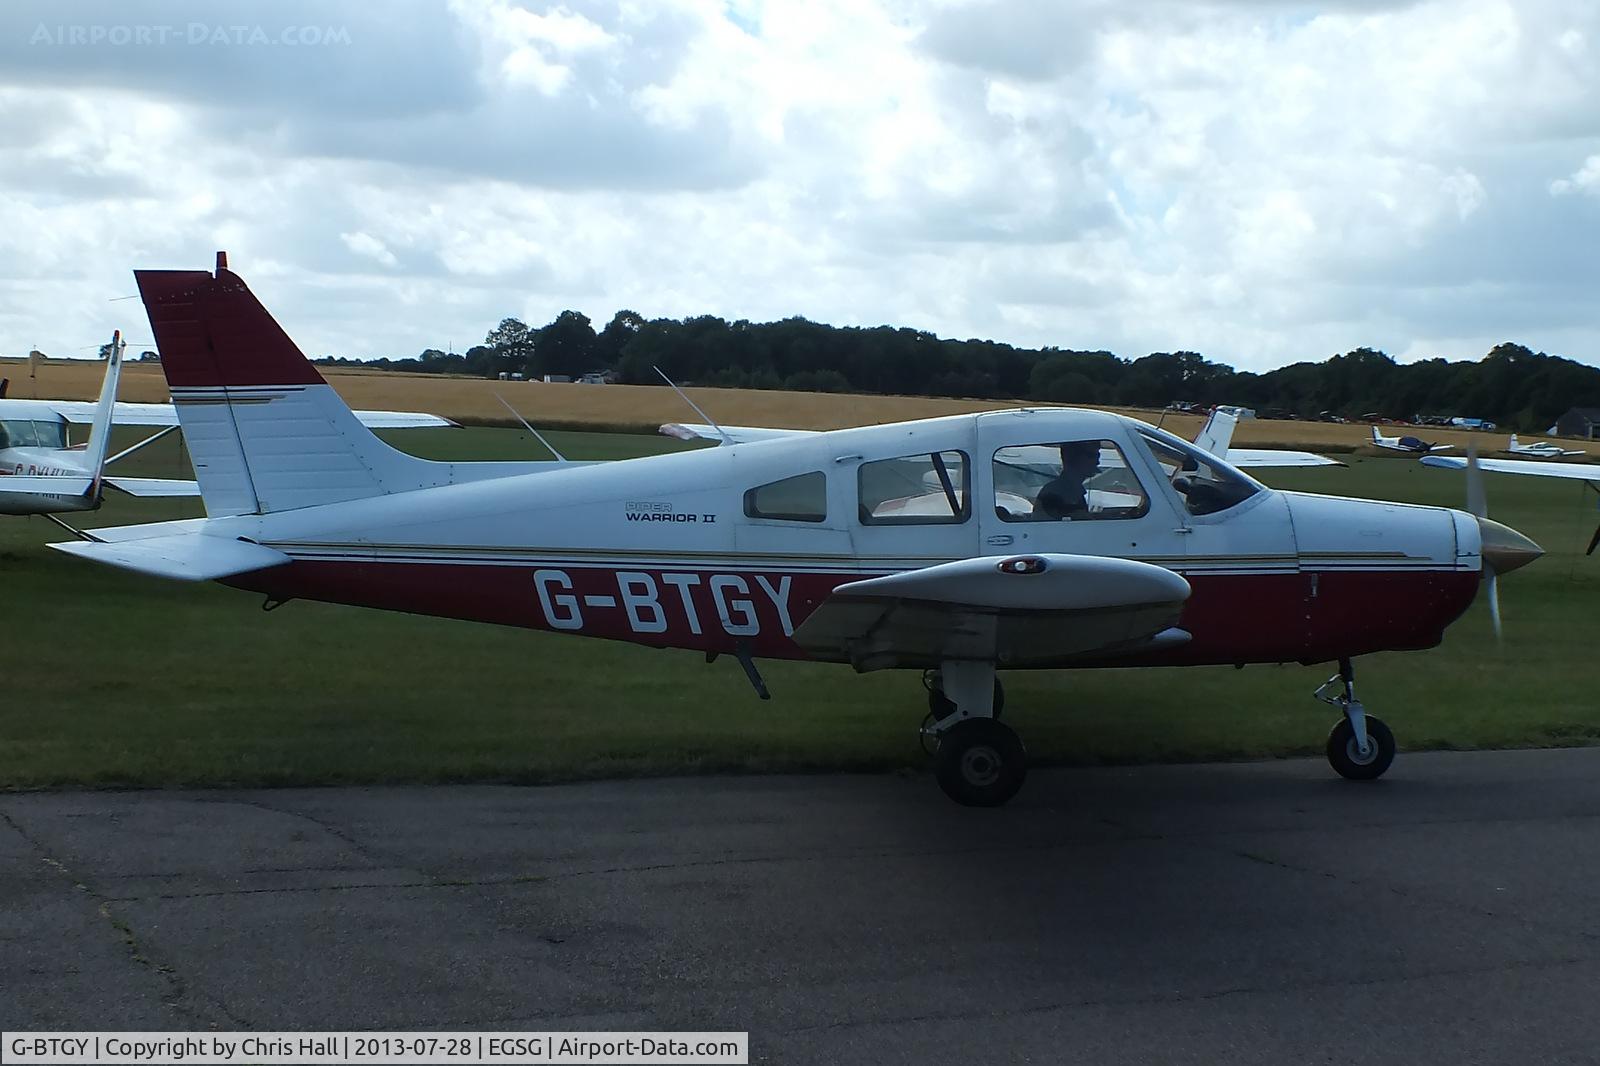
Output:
1465,440,1487,519
1587,521,1600,557
1487,570,1502,642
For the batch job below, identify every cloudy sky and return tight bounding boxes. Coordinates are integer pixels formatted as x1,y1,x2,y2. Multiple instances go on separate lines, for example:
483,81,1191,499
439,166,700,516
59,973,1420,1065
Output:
1,0,1597,372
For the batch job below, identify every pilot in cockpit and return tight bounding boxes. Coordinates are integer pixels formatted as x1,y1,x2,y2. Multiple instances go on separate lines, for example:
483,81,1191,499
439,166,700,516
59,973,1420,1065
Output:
1035,439,1101,518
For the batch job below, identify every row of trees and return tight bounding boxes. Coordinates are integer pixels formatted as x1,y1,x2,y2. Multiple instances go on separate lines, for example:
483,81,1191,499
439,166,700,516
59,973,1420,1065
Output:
312,312,1600,432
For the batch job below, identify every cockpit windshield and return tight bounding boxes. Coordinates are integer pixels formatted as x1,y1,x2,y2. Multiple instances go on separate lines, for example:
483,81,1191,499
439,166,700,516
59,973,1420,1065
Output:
0,419,67,450
1136,426,1263,517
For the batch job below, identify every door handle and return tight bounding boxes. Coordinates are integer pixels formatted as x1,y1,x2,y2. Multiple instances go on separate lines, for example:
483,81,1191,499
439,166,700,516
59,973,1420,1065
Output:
986,534,1015,547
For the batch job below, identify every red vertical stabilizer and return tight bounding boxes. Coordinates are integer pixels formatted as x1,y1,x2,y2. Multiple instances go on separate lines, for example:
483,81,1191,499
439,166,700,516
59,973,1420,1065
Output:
135,257,326,389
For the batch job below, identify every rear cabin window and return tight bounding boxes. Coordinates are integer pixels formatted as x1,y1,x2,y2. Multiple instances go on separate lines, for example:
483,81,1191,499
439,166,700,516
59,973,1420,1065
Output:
744,471,827,522
858,450,970,525
993,439,1150,522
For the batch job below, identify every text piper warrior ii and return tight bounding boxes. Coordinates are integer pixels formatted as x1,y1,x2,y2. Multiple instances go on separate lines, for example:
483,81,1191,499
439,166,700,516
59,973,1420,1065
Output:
55,254,1544,806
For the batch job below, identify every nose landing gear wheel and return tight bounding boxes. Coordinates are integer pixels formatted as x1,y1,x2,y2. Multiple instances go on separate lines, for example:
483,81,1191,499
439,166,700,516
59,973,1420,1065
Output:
934,718,1027,807
1326,715,1395,780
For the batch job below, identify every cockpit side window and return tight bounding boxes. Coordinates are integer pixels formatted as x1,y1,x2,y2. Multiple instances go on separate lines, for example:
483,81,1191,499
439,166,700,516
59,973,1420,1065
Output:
858,450,970,525
744,470,827,523
33,421,66,449
993,439,1150,522
1137,428,1263,517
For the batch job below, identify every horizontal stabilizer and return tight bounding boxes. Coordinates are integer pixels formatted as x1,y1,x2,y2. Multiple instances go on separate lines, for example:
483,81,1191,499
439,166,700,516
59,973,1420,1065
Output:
38,400,457,429
660,423,818,445
103,476,202,497
51,534,290,582
1227,448,1344,468
0,475,93,496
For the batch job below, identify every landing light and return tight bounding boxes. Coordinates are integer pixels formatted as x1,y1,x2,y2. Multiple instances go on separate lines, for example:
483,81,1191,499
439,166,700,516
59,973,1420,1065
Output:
998,556,1047,575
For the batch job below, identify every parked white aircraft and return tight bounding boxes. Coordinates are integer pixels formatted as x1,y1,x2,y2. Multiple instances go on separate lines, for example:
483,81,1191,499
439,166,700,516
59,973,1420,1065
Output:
55,256,1544,806
1,327,461,517
1505,434,1585,459
0,332,198,515
1370,426,1452,454
1424,450,1600,555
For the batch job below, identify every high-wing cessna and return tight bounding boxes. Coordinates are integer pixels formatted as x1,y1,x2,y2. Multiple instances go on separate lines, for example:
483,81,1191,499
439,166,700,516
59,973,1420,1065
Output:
1504,434,1586,459
0,332,198,515
1370,425,1452,454
55,255,1545,806
1424,450,1600,555
1,333,459,519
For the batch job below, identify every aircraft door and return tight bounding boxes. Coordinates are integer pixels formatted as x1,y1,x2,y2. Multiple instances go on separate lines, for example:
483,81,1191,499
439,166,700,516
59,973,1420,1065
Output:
975,422,1188,565
1134,427,1310,660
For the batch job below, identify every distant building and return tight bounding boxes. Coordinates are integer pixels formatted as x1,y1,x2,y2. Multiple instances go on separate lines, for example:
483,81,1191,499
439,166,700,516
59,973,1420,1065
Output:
1554,407,1600,439
579,369,618,384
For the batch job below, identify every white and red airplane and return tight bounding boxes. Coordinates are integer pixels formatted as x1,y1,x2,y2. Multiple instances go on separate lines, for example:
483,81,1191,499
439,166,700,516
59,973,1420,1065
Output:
54,255,1545,806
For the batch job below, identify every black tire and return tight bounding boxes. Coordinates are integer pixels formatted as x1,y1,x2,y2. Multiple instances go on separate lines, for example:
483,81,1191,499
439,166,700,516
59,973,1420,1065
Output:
1326,715,1396,781
934,718,1027,807
927,676,1006,721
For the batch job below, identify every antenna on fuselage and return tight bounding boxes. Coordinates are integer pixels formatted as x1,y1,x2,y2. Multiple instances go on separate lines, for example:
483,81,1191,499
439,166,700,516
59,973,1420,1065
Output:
494,392,568,462
654,366,733,446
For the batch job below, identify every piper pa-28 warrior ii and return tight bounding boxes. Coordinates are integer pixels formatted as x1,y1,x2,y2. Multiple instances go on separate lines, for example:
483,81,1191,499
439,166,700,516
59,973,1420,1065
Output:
56,255,1546,806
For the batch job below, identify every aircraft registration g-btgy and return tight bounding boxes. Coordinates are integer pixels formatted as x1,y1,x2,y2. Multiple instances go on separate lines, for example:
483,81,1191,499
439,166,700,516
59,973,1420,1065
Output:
56,255,1546,806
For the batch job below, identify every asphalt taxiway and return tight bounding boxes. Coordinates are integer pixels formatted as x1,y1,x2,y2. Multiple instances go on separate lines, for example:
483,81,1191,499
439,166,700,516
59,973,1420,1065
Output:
5,749,1600,1063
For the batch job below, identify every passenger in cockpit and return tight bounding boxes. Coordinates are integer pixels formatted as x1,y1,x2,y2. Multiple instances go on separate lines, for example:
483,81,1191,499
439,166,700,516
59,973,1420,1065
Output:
1035,440,1101,518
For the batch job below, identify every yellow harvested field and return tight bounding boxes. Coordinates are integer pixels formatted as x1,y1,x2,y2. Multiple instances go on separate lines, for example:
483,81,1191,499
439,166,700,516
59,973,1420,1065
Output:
3,355,1592,458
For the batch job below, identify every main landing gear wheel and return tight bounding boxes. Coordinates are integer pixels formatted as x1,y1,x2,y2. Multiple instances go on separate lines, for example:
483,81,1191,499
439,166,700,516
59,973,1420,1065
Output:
925,670,1005,721
1326,716,1395,780
934,718,1027,807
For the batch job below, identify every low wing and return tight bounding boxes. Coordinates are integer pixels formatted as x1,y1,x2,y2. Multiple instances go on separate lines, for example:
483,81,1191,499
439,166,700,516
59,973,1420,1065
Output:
50,533,289,581
45,401,457,429
1422,455,1600,481
793,554,1191,671
102,476,202,497
1227,448,1344,468
660,423,819,445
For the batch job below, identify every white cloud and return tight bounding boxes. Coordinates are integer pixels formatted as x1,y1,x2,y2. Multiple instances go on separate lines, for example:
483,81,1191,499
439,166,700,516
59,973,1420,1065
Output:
0,0,1598,370
339,231,398,267
1551,154,1600,196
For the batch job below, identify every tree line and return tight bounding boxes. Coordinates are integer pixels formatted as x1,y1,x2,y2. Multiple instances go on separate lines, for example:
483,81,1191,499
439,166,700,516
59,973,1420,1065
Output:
311,311,1600,432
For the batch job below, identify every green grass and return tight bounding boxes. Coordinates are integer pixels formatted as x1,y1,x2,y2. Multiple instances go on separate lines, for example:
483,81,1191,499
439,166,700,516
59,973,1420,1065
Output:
5,429,1598,789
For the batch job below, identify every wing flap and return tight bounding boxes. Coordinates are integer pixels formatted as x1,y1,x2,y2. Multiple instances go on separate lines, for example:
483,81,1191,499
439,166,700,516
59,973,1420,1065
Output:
50,534,290,581
794,554,1191,670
